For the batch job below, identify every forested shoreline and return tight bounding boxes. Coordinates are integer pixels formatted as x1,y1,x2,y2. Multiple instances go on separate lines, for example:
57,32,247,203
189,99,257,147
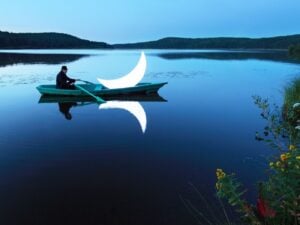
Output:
1,31,300,50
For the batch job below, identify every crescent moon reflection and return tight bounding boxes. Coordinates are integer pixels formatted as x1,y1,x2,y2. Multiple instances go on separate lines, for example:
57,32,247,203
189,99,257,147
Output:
99,101,147,133
97,52,147,89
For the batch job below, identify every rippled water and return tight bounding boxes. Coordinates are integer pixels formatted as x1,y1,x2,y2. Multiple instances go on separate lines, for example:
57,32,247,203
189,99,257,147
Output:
0,49,299,225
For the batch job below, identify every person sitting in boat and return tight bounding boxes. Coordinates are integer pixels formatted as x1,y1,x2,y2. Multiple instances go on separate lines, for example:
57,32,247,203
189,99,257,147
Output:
56,65,77,89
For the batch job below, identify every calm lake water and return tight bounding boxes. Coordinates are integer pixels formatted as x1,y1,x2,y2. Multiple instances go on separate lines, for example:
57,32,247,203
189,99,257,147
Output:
0,49,299,225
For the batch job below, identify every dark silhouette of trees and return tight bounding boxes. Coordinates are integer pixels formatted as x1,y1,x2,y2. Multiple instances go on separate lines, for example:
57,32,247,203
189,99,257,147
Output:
1,31,300,50
0,31,112,49
114,35,300,50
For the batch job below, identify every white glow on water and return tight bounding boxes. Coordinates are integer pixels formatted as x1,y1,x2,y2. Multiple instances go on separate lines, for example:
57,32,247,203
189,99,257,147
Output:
97,52,146,89
99,101,147,133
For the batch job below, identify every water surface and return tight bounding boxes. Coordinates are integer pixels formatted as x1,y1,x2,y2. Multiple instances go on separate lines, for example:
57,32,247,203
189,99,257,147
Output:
0,49,298,225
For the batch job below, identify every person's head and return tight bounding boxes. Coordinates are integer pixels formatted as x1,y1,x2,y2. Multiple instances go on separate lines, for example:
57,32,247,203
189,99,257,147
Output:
61,65,68,74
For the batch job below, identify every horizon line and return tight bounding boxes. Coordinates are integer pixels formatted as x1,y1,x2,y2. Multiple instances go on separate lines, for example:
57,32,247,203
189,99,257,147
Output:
1,30,300,45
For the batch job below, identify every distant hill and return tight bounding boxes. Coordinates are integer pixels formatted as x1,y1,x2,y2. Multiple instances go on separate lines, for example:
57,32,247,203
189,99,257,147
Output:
114,35,300,50
0,31,112,49
1,31,300,50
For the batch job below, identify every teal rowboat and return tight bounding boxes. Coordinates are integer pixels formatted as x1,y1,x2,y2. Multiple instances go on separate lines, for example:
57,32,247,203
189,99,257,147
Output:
36,82,167,97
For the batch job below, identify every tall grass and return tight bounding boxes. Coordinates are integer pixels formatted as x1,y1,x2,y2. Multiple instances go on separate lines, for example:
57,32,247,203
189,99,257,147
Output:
180,183,238,225
283,77,300,140
284,77,300,111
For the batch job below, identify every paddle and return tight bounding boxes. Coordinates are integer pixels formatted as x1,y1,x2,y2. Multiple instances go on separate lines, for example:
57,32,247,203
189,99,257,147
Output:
74,84,106,103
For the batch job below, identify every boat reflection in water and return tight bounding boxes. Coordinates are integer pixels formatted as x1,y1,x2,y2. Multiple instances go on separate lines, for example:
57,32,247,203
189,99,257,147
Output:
39,94,167,133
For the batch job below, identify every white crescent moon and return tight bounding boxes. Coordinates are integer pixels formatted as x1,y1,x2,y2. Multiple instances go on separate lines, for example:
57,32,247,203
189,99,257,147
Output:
97,52,147,89
99,101,147,133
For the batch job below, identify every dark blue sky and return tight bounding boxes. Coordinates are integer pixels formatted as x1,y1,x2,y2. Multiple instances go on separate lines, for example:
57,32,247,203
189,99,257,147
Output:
1,0,300,43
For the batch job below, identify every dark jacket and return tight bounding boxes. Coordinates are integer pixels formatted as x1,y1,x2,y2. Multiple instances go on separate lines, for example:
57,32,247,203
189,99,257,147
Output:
56,71,76,89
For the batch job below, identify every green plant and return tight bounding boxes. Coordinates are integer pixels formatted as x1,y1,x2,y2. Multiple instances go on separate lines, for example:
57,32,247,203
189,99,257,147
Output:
216,145,300,224
216,86,300,224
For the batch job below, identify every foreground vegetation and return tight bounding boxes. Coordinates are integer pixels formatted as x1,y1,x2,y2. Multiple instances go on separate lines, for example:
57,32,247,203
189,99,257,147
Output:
215,79,300,224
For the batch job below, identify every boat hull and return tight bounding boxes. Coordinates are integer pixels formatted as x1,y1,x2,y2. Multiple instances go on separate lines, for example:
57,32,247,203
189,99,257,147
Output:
36,82,167,97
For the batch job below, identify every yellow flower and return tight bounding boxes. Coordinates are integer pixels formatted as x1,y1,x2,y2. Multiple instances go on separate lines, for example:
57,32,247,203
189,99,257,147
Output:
216,169,226,180
280,154,288,161
289,145,297,151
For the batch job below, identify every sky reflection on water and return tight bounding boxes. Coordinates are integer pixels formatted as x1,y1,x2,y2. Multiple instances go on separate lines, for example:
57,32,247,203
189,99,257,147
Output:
0,50,299,225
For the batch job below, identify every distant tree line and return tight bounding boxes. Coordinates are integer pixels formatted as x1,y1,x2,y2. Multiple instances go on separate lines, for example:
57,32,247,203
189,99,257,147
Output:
1,31,300,50
0,31,112,49
114,35,300,50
